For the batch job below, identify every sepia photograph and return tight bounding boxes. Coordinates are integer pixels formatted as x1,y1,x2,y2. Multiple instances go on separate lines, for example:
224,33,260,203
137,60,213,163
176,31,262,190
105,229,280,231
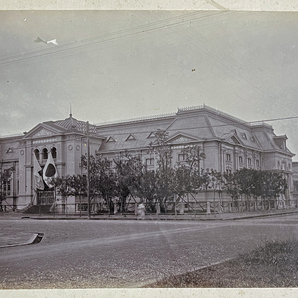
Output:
1,4,298,297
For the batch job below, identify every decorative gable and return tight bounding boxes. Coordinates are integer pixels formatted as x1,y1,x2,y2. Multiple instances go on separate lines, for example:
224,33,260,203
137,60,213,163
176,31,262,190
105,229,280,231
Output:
32,128,55,138
222,130,243,146
230,136,241,145
125,134,136,141
23,123,63,140
106,136,116,143
147,132,156,139
167,133,198,145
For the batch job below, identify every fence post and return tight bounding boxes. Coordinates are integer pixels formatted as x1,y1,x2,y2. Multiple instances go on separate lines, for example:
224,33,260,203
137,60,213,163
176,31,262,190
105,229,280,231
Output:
179,202,184,214
156,202,160,215
174,194,177,217
206,202,211,214
134,202,138,216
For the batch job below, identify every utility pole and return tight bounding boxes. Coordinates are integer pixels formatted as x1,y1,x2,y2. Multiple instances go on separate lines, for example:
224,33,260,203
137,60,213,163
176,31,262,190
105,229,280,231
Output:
87,121,91,219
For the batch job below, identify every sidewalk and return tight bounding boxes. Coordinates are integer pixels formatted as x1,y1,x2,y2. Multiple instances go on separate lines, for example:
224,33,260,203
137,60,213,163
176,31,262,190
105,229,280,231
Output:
1,208,298,248
1,207,298,221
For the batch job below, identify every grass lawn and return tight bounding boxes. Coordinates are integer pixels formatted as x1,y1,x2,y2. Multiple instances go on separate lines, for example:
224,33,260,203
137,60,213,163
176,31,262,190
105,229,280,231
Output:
145,240,298,288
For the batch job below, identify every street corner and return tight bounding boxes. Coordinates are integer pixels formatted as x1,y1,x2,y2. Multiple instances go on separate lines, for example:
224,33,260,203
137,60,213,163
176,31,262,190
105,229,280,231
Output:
0,232,44,248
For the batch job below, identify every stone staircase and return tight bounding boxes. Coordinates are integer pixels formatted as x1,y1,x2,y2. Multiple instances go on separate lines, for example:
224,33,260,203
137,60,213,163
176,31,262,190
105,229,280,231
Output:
23,205,52,214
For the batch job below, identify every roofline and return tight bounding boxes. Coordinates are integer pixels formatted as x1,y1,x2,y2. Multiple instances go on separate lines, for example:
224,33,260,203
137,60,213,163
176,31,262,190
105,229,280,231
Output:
262,149,295,157
95,113,176,128
0,134,23,141
95,105,274,132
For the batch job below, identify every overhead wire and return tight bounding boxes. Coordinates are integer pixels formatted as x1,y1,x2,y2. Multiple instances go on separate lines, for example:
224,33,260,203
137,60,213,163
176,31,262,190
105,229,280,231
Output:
2,113,297,145
0,11,226,67
1,11,297,147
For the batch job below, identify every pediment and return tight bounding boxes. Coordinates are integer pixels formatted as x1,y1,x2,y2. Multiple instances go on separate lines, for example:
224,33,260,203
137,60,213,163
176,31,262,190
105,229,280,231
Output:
166,132,199,144
229,135,241,145
32,128,55,138
23,124,62,139
223,131,243,145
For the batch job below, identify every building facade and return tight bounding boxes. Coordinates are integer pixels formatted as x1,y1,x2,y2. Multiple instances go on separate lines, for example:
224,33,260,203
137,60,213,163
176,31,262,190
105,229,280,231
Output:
0,105,295,211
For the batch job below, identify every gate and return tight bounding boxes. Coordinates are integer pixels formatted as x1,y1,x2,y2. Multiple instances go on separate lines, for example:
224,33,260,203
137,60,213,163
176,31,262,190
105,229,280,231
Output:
37,190,55,205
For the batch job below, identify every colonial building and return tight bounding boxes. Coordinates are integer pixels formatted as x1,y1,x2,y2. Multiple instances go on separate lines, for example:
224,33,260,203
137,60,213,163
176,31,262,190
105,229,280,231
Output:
0,105,295,212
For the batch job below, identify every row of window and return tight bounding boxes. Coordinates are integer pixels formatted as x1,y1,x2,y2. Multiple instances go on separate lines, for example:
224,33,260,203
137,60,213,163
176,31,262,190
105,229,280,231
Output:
226,154,260,167
278,161,291,170
34,147,57,160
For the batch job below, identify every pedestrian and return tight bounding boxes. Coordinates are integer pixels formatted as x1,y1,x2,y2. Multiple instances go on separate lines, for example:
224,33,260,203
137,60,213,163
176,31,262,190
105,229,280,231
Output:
137,202,145,220
50,200,57,213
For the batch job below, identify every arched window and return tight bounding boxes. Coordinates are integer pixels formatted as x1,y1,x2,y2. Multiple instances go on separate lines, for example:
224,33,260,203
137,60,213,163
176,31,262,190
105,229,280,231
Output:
51,147,57,159
42,148,48,160
34,149,40,160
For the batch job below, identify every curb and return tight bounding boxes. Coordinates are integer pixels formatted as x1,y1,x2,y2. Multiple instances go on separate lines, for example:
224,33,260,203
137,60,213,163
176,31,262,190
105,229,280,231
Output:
21,210,298,221
0,232,44,249
230,210,298,220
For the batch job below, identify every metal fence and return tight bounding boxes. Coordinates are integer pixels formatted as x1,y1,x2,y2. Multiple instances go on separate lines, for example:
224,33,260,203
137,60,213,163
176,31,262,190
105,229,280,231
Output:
31,196,298,216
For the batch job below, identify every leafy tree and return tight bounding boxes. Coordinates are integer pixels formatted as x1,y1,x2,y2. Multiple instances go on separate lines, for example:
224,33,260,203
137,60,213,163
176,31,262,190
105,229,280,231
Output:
223,168,287,210
132,168,158,212
80,154,116,212
113,152,144,212
54,175,87,198
149,130,175,212
180,144,206,173
0,162,15,211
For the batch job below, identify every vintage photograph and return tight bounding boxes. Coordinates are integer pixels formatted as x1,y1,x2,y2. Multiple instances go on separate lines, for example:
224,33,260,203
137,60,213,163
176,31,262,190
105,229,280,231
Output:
1,8,298,294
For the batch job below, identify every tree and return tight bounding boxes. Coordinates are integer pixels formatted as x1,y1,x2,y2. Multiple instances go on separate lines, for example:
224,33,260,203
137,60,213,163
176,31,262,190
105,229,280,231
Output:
54,175,87,198
81,154,116,212
223,168,287,211
54,154,117,214
132,168,157,212
148,130,175,212
113,152,144,212
0,162,15,211
180,144,206,173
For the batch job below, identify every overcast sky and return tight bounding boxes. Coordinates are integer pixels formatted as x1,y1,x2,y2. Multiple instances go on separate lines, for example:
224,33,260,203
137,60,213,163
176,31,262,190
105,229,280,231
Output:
1,10,298,159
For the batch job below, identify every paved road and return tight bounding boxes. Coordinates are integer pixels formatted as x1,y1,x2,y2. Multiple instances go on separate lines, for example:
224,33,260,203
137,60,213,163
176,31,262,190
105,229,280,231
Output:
1,214,298,289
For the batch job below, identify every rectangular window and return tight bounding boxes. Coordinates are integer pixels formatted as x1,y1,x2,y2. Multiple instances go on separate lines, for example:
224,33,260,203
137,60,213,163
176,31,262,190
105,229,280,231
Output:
2,181,11,196
239,156,243,164
178,154,186,162
146,158,154,166
256,160,260,167
226,154,231,162
248,158,252,166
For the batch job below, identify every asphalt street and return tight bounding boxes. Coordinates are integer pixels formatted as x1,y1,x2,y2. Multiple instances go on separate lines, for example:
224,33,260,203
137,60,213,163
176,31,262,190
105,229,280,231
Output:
1,214,298,288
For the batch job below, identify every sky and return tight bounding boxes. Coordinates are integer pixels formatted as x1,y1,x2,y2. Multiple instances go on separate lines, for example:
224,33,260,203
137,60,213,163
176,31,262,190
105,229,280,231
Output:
1,10,298,159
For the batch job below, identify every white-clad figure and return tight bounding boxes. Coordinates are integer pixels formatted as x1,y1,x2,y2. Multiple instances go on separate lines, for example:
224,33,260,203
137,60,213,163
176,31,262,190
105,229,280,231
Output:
137,202,145,220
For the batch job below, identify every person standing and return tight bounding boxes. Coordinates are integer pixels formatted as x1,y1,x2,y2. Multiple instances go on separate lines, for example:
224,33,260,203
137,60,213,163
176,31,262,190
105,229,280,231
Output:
137,202,145,220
